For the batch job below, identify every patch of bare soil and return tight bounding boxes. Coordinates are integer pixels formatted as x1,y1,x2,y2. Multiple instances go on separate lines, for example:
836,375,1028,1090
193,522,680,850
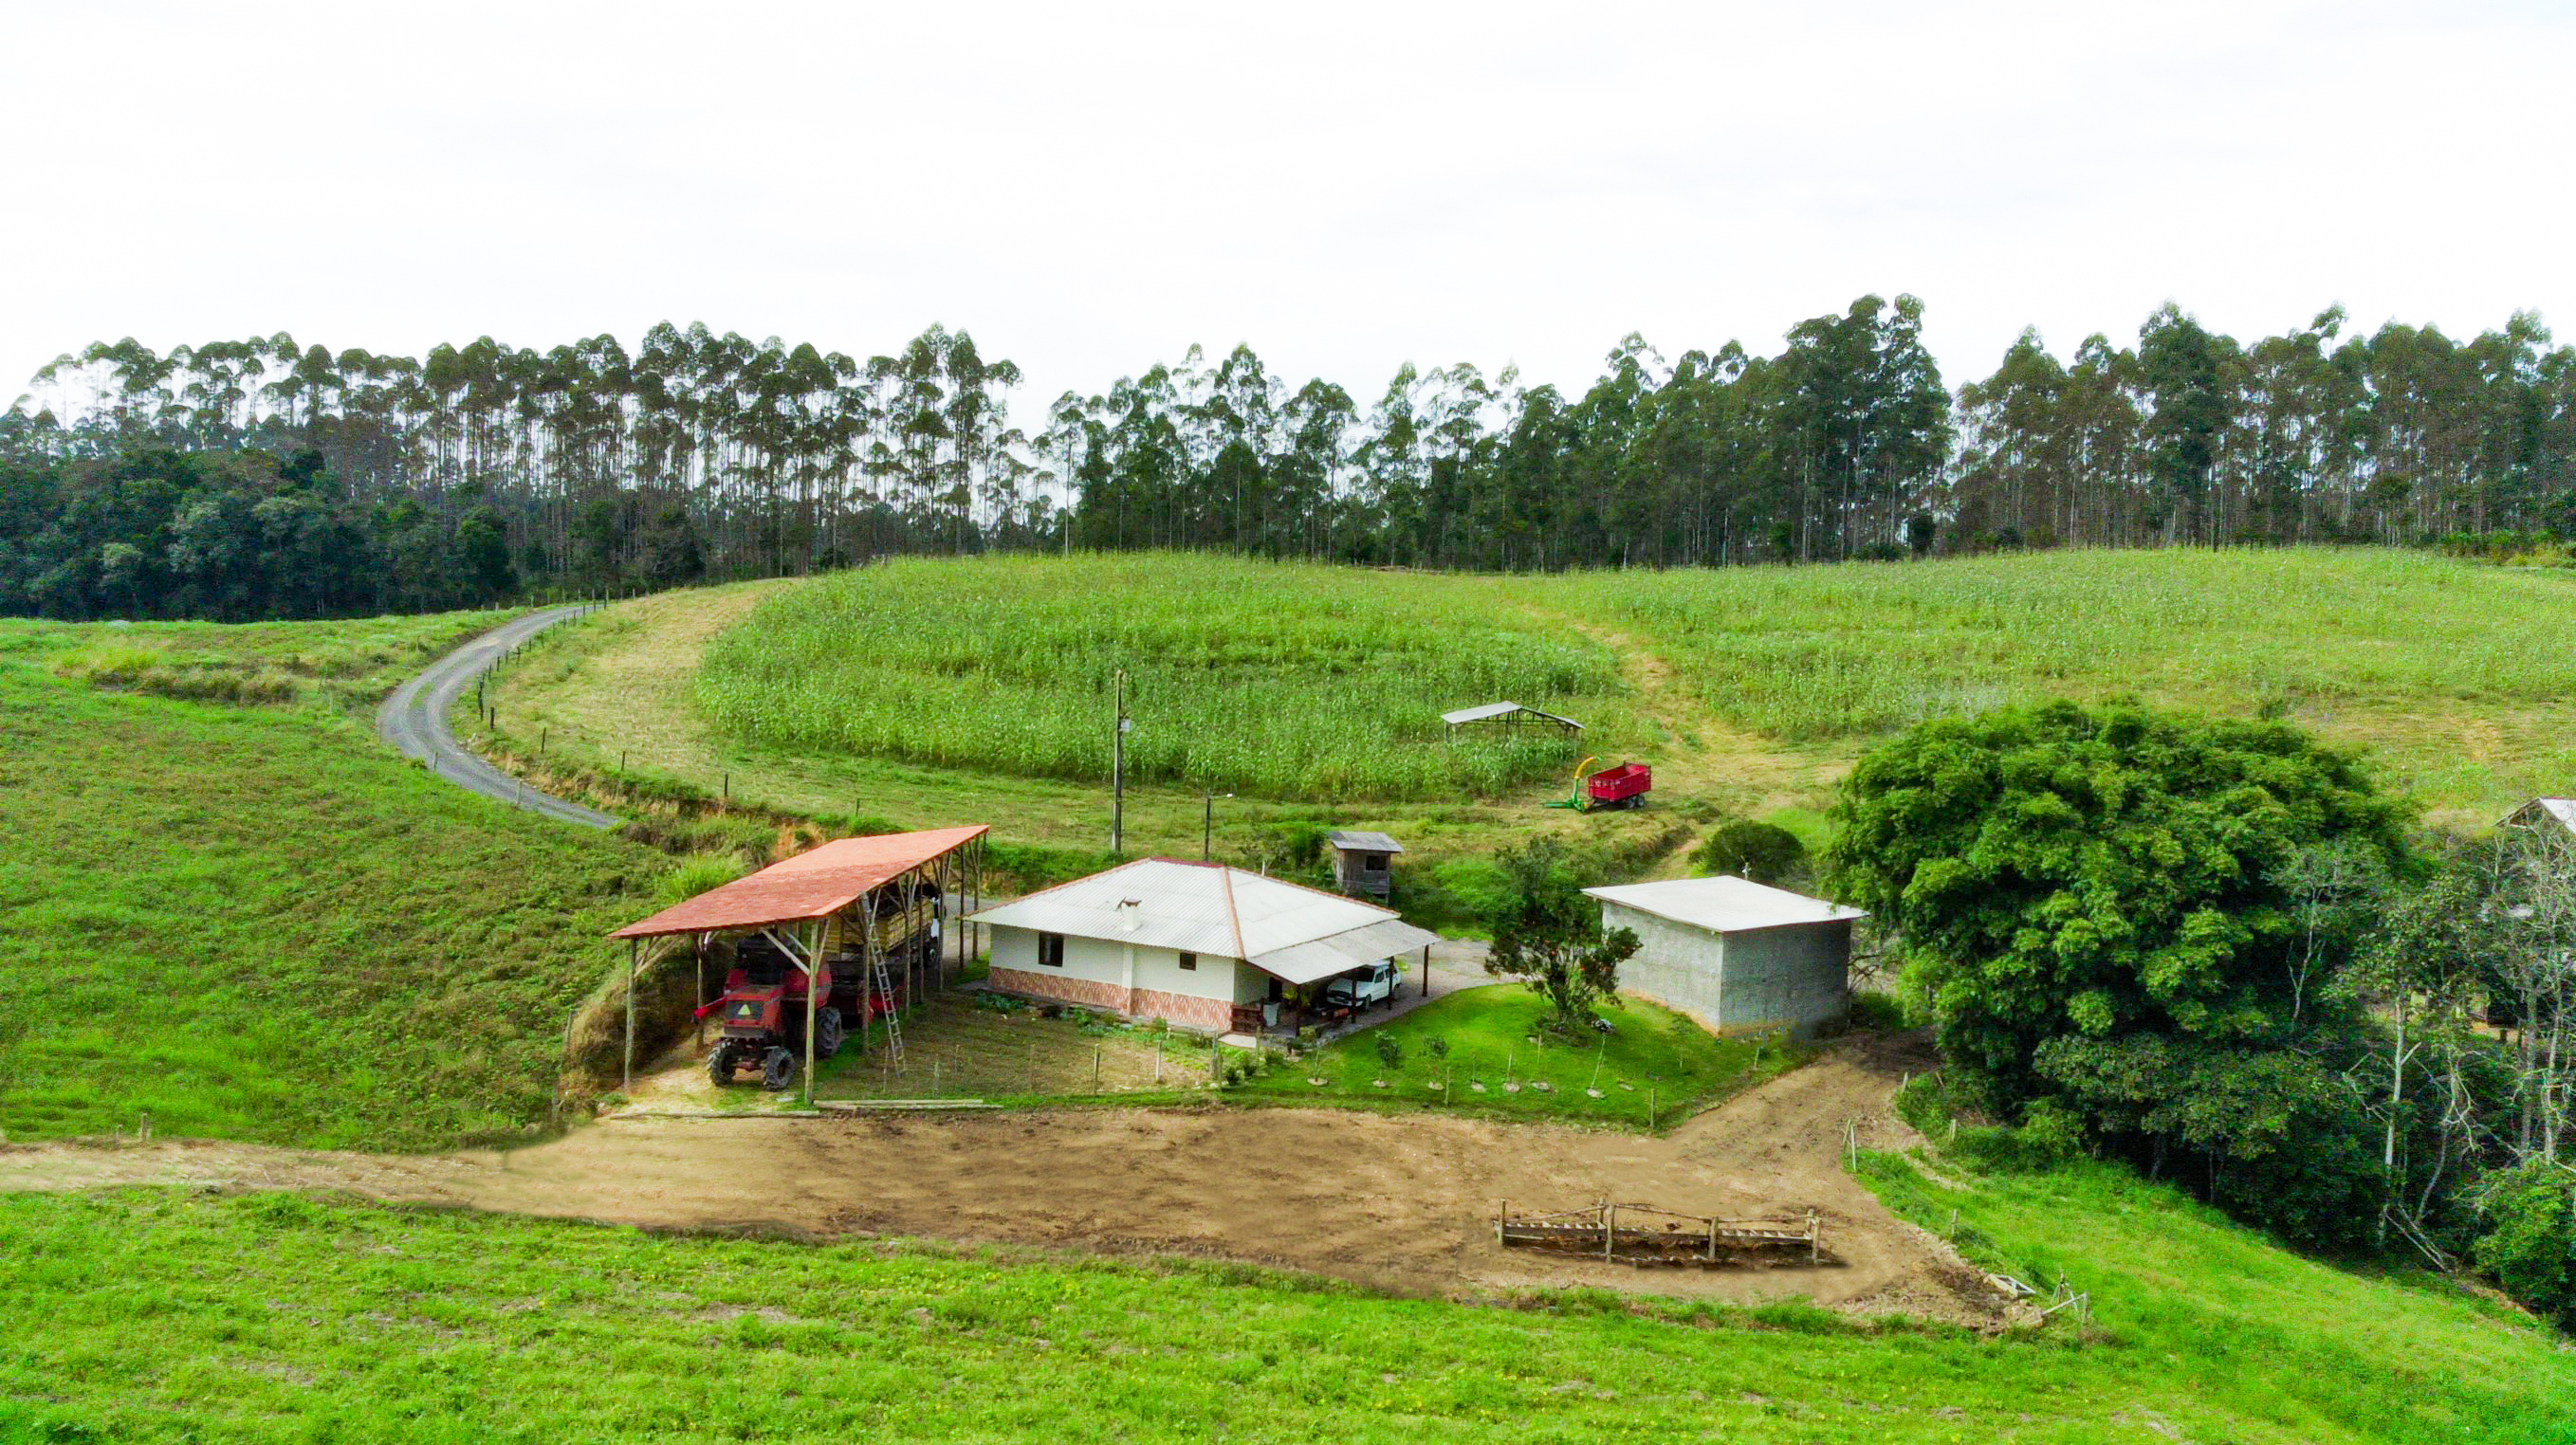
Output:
0,1033,2006,1326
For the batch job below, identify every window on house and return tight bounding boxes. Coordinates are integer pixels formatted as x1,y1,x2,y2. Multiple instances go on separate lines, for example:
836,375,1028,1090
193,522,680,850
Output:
1039,932,1065,968
1366,853,1389,869
1178,951,1197,971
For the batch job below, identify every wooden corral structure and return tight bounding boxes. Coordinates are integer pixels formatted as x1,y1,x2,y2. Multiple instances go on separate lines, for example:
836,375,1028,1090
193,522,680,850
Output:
1494,1200,1828,1269
1325,830,1402,900
1441,701,1584,739
607,826,990,1104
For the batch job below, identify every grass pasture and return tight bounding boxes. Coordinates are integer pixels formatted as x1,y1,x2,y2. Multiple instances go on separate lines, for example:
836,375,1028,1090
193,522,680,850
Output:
487,549,2576,876
21,606,518,707
696,554,1632,801
1530,547,2576,824
1234,984,1792,1127
4,1185,2567,1444
0,617,658,1149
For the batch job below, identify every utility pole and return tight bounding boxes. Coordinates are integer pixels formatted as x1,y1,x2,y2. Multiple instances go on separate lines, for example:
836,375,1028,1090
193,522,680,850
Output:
1111,668,1128,855
1202,791,1232,861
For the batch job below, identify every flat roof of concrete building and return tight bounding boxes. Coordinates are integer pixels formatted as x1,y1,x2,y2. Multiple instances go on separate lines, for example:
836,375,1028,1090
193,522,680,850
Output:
1584,875,1865,935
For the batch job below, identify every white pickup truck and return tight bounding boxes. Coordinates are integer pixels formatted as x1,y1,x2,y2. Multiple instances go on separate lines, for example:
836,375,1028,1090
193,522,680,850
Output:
1322,960,1400,1013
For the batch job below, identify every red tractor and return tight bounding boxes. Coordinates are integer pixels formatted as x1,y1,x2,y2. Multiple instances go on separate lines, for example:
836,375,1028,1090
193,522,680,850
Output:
701,936,874,1090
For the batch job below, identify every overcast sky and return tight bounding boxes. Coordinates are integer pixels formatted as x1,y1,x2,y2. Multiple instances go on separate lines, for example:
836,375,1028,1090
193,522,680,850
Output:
5,0,2569,416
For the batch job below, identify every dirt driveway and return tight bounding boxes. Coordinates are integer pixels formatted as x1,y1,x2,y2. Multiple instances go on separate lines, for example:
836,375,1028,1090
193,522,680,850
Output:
0,1033,2002,1324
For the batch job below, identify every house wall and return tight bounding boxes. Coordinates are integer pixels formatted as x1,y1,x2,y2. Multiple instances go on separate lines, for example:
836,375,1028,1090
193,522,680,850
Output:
1598,904,1851,1040
985,924,1239,1032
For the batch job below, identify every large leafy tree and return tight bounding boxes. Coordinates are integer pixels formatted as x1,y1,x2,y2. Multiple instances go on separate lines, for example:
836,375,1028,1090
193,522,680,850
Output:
1824,702,2414,1240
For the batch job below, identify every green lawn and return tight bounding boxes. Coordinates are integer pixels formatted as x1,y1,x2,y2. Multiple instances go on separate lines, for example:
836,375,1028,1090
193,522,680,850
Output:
1233,985,1794,1128
3,1185,2565,1444
0,617,663,1149
1856,1146,2576,1445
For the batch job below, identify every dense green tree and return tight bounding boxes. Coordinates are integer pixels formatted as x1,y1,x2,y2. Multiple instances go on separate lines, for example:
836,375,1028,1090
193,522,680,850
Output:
1481,839,1641,1036
1824,702,2415,1243
14,295,2576,618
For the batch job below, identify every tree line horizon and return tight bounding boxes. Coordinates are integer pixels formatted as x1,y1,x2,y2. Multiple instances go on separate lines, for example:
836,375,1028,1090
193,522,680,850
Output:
4,293,2571,619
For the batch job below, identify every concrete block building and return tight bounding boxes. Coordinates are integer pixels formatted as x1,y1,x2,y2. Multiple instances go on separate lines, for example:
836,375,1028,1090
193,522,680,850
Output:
1582,875,1865,1039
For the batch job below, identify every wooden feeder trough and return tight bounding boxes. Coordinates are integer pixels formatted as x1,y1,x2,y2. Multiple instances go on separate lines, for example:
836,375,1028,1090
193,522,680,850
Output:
1493,1200,1830,1269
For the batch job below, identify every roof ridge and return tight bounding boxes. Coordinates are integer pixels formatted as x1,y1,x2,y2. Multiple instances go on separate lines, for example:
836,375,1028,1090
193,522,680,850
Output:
1230,865,1402,916
1217,862,1245,959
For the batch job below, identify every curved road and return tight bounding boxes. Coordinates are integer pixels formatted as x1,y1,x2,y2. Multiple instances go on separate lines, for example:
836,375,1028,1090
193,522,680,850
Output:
376,605,618,829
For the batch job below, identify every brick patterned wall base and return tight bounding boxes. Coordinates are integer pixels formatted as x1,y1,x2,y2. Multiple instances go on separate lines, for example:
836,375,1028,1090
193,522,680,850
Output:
987,969,1233,1033
989,968,1126,1012
1128,985,1233,1033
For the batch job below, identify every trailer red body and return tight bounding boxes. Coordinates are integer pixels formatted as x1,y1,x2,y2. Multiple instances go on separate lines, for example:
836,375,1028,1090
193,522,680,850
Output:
1586,762,1653,809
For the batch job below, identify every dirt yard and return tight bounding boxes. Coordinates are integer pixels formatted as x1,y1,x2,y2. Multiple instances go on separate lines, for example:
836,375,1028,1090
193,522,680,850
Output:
0,1033,2006,1325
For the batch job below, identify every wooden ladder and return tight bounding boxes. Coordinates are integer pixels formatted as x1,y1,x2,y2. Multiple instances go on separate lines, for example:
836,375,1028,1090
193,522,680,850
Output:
872,949,905,1070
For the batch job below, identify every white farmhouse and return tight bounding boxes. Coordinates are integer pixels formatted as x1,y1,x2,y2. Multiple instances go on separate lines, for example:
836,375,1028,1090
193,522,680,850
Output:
967,858,1444,1033
1582,875,1866,1040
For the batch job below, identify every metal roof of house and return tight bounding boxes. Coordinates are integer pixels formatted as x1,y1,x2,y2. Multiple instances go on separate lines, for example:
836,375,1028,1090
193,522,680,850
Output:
2504,798,2576,835
1583,876,1865,935
1325,831,1404,854
1440,701,1584,729
610,826,988,940
965,858,1443,985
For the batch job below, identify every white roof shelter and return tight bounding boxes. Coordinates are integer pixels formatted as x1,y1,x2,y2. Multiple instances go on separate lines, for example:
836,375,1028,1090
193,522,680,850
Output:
2504,798,2576,836
1325,830,1405,855
1441,701,1584,730
1583,876,1866,933
966,858,1443,986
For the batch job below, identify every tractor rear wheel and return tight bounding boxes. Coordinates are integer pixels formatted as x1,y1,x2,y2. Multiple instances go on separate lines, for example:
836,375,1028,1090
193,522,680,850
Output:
760,1047,798,1092
707,1042,740,1088
816,1007,845,1059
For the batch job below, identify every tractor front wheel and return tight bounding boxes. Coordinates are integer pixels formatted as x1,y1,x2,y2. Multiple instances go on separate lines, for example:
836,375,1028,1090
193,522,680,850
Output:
816,1007,845,1059
707,1042,740,1088
760,1047,798,1092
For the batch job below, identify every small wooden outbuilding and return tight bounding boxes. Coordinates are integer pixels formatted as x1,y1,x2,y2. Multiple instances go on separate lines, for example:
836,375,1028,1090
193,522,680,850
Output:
1325,830,1403,900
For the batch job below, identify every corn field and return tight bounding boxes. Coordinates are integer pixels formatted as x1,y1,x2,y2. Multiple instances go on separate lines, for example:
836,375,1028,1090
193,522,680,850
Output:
698,553,1630,800
1528,546,2576,742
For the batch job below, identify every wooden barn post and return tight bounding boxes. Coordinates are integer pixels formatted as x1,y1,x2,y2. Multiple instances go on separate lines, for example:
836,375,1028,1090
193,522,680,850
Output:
801,918,822,1108
621,938,639,1091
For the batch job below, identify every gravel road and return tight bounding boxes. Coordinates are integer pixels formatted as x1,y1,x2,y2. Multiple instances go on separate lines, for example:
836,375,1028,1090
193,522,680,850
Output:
374,604,617,829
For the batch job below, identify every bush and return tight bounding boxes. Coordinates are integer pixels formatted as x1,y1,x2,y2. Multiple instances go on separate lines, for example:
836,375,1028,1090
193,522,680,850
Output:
1373,1033,1404,1071
655,851,745,907
2473,1159,2576,1329
1691,818,1807,885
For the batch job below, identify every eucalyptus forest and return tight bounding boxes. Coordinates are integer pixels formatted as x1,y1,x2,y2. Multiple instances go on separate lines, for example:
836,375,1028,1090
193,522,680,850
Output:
5,295,2572,620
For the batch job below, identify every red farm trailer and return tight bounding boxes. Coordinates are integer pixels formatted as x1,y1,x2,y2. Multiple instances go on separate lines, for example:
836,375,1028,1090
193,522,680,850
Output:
1585,762,1653,810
